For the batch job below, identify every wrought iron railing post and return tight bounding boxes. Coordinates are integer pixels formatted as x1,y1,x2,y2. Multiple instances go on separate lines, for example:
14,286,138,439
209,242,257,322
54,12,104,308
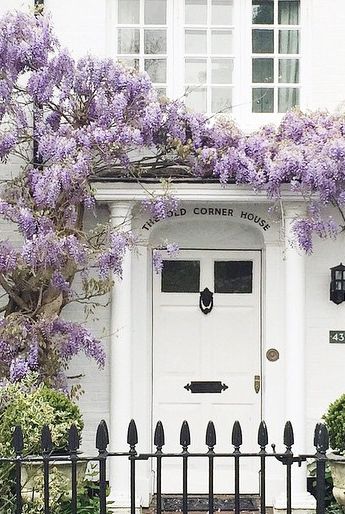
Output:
314,423,329,514
180,421,191,514
258,421,268,514
96,420,109,514
41,425,53,514
232,421,243,514
206,421,216,514
283,422,295,514
68,424,80,514
13,426,24,514
154,421,165,514
128,420,138,514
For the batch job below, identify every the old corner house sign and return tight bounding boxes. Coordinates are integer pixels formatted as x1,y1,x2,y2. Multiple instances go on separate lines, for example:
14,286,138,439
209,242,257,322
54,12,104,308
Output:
142,206,271,231
153,249,261,493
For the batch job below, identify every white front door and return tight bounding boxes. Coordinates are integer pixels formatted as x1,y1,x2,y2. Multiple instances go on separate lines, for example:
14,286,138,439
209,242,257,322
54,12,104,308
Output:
153,250,262,493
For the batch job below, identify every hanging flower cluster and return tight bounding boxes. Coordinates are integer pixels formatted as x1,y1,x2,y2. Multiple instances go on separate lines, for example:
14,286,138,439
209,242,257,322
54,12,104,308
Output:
0,10,344,386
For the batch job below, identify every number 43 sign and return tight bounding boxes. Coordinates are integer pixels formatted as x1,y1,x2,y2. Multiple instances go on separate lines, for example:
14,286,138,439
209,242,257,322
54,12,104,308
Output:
330,331,345,343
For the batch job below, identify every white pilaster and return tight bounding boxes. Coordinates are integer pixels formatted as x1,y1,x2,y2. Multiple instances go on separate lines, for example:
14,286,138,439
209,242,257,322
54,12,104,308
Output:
107,201,135,512
274,203,315,514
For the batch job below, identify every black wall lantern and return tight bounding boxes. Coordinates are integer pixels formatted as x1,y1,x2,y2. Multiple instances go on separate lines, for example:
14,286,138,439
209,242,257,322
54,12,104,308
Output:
330,263,345,304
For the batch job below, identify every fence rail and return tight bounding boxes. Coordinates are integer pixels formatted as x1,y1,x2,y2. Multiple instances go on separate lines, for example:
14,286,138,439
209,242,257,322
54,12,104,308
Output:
1,419,330,514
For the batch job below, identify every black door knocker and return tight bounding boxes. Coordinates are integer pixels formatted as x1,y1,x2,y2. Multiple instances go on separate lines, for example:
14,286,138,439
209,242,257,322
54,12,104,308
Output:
199,287,213,315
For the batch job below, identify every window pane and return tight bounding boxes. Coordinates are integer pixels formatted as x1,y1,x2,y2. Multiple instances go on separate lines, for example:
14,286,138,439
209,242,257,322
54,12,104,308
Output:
119,58,140,71
252,87,274,112
118,0,140,24
185,0,207,24
252,29,274,53
186,88,207,112
279,30,299,53
278,87,299,112
252,58,273,83
161,260,200,293
185,30,207,54
211,0,233,25
278,1,299,24
279,58,299,82
214,261,253,293
118,28,140,54
144,59,166,82
212,87,232,113
211,58,233,83
144,29,167,54
252,0,274,24
211,30,233,54
145,0,167,24
185,58,207,83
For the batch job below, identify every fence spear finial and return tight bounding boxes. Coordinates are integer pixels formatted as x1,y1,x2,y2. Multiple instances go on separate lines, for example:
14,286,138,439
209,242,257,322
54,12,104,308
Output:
96,420,109,451
154,421,165,450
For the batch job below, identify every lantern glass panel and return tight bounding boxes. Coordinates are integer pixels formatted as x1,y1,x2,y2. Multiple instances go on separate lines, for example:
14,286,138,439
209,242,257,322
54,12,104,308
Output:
336,281,342,290
335,271,342,280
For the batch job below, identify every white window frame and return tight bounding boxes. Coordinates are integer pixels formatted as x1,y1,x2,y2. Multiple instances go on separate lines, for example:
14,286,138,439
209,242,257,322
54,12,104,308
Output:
108,0,302,125
251,0,301,114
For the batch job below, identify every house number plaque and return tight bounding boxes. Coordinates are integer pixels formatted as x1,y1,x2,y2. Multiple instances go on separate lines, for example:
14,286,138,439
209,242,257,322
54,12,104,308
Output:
329,331,345,343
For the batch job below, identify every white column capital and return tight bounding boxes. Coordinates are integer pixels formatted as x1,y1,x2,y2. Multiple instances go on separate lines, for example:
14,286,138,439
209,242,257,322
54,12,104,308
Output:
107,200,134,231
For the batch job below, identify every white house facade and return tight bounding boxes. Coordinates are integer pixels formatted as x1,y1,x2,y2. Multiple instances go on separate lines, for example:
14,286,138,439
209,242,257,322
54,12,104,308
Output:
2,0,345,512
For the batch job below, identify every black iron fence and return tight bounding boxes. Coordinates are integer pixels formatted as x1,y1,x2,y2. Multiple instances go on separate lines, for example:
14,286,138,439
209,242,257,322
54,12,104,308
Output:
1,419,330,514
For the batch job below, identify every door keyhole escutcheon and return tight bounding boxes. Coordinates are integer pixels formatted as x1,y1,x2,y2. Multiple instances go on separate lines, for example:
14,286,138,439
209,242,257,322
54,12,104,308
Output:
199,288,213,315
254,375,261,394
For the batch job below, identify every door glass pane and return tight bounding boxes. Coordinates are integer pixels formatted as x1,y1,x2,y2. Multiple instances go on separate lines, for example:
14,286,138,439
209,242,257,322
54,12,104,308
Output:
252,87,274,112
144,30,167,54
252,58,274,82
211,30,233,54
279,30,299,53
278,87,299,112
185,0,207,24
212,87,232,113
144,59,167,82
279,58,299,82
118,0,140,24
185,88,207,112
214,261,253,293
278,1,299,24
185,30,207,54
252,0,274,24
185,58,207,83
211,0,233,25
161,261,200,293
145,0,167,24
211,58,233,83
118,28,140,54
252,29,274,53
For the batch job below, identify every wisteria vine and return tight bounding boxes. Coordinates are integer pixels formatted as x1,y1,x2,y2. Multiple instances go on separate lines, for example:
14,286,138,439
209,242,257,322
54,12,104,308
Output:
0,10,344,386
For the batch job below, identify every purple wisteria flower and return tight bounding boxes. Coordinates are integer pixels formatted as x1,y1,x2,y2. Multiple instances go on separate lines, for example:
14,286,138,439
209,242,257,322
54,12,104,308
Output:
1,10,345,389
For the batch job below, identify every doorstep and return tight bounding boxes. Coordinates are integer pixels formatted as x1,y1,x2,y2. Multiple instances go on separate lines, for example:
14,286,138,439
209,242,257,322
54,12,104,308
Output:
143,494,273,514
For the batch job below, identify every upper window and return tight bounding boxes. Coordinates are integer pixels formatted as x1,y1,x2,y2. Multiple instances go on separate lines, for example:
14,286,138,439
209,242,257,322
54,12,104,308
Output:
114,0,301,116
116,0,168,96
184,0,234,114
252,0,300,113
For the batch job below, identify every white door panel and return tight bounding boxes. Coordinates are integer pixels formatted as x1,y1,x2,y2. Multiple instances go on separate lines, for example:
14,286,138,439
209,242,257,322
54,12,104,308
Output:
153,250,262,493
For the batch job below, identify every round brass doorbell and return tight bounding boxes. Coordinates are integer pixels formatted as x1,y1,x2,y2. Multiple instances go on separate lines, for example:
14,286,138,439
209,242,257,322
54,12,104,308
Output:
266,348,279,362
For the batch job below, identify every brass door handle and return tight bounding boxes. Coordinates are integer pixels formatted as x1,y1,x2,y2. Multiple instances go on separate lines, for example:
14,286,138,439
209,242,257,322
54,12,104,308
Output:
254,375,261,394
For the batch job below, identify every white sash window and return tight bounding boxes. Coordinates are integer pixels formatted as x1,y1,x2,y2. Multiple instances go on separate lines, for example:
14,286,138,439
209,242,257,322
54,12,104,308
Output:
112,0,300,116
252,0,300,113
